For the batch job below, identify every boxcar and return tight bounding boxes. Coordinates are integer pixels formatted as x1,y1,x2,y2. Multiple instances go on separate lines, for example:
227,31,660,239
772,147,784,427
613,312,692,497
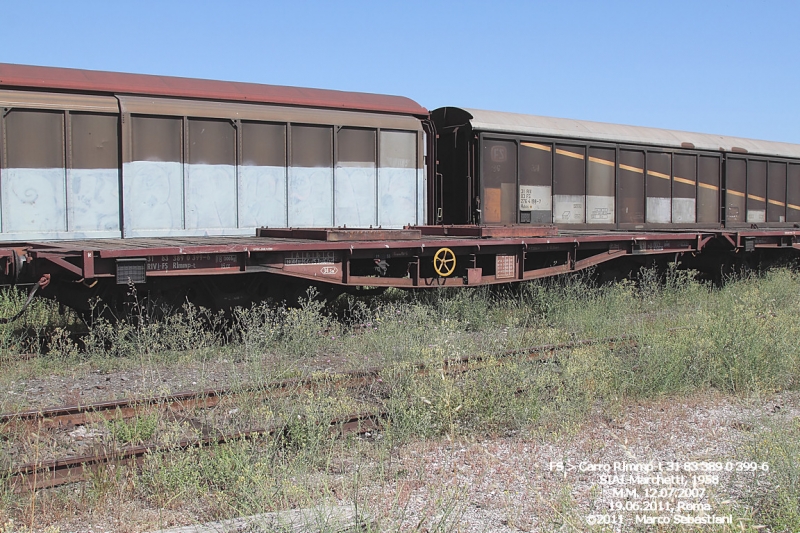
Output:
0,63,431,241
432,107,800,230
0,65,799,313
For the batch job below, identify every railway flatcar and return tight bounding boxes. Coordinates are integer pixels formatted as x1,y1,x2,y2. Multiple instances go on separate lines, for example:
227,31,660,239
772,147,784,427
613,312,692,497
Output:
0,64,797,314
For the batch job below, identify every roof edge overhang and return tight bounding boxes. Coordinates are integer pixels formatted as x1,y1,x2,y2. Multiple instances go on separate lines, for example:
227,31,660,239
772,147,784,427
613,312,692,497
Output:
446,107,800,160
0,63,429,118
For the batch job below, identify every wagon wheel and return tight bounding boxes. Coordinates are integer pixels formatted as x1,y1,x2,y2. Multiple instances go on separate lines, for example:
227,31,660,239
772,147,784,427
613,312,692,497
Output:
433,247,457,277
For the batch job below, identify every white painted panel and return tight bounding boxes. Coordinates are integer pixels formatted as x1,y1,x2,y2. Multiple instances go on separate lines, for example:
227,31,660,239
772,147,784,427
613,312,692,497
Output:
646,197,671,223
587,195,615,224
672,198,696,224
335,165,376,227
378,167,416,228
0,229,123,241
186,164,236,229
747,210,766,223
239,165,286,228
67,168,120,232
521,185,551,211
2,168,66,233
288,166,333,227
553,195,584,224
123,228,255,238
123,161,183,235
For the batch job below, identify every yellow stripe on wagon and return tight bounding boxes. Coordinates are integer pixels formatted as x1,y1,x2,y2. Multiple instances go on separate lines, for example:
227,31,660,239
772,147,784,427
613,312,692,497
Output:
588,156,614,167
647,169,670,180
768,199,786,207
618,163,644,174
698,182,719,191
673,176,696,186
727,190,745,197
555,148,585,160
521,142,551,152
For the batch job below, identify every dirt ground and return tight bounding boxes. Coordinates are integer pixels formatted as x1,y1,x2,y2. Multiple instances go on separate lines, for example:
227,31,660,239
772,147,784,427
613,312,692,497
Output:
22,389,794,533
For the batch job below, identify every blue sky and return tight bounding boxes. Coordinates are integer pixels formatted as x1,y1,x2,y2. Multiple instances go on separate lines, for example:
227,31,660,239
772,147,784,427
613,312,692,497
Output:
2,1,799,142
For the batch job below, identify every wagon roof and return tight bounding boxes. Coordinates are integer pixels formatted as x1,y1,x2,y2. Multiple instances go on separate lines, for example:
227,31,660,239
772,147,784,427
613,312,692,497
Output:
442,107,800,160
0,63,428,117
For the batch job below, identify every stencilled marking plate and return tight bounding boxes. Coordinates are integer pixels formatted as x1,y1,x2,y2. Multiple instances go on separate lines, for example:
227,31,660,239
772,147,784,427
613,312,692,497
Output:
284,251,336,265
283,251,341,277
147,254,239,271
496,254,516,279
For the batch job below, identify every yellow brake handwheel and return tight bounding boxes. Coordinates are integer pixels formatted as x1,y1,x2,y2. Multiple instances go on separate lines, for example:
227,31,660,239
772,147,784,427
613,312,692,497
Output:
433,247,456,277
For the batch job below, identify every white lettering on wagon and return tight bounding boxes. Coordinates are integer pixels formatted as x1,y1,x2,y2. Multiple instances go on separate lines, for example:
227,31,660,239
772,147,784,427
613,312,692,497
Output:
145,254,239,271
284,251,336,265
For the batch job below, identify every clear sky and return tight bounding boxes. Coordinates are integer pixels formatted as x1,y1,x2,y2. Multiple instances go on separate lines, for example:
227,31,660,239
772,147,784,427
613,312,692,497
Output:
2,1,799,142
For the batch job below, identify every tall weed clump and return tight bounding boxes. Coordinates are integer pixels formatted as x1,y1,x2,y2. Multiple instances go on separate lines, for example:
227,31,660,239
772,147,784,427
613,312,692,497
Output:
380,358,543,441
137,439,279,517
735,419,800,531
628,268,800,396
519,273,644,340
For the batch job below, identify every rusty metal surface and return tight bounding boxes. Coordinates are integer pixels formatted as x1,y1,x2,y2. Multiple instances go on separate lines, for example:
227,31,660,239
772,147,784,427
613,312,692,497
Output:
15,230,761,258
25,229,795,253
256,228,421,241
0,369,382,431
453,107,800,160
9,411,383,491
413,225,557,238
0,63,429,117
10,229,798,290
8,334,641,491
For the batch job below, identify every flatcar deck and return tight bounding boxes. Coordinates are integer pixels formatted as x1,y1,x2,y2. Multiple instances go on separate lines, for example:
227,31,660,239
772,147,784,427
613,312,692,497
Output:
5,227,797,295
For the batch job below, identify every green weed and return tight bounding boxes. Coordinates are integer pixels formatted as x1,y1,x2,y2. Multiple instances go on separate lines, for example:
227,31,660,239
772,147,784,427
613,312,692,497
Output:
107,412,159,445
735,419,800,531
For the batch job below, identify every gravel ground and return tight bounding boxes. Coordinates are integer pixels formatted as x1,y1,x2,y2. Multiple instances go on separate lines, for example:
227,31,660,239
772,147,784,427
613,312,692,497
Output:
35,389,791,533
360,390,797,532
1,353,360,413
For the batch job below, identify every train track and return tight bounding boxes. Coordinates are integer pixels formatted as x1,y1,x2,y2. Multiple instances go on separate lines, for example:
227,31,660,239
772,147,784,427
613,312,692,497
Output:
3,333,641,491
9,411,385,491
2,334,637,430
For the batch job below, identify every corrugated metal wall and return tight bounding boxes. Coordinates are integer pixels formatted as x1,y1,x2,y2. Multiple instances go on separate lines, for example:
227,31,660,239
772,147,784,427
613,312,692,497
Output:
475,132,734,228
0,90,426,241
0,90,121,240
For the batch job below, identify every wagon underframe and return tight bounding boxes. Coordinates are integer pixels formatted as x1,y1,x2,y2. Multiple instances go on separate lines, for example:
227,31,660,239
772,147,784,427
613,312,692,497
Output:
4,227,796,299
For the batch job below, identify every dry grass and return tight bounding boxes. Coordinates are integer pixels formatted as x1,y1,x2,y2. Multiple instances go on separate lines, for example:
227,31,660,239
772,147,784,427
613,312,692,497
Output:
1,266,800,531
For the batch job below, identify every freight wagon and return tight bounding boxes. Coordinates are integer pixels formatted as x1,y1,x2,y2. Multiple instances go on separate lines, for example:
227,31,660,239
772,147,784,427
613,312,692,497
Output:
0,64,796,313
432,107,800,230
0,63,429,241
